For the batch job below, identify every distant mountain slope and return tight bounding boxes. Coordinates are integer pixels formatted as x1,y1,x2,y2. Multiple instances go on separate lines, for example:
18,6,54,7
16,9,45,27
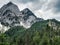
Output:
5,19,60,37
30,19,60,30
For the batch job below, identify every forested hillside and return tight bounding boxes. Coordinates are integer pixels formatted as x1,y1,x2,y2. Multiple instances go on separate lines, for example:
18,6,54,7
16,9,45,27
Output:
0,19,60,45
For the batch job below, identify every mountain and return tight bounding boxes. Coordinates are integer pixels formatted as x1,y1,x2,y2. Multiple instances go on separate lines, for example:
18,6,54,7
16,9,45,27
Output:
0,2,20,16
0,2,60,45
0,2,21,27
0,2,21,33
20,8,42,28
0,2,43,33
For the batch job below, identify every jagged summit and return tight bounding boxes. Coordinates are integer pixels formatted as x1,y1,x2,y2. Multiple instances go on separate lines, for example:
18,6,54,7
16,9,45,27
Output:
6,2,14,6
23,8,29,10
21,8,36,17
0,2,15,12
22,8,31,13
7,2,13,4
0,1,20,16
21,8,37,20
7,2,13,5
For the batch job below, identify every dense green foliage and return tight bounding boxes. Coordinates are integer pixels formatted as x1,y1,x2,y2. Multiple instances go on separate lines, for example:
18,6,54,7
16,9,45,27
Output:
0,19,60,45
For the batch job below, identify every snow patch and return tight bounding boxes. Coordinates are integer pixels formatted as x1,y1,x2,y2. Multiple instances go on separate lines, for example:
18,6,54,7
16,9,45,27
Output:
0,22,10,33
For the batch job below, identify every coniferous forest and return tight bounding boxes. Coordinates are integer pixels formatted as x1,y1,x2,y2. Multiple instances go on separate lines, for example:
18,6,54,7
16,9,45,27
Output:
0,19,60,45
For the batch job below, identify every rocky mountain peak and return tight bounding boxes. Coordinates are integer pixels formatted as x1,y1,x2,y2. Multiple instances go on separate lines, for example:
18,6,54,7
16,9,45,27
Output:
21,8,36,17
0,2,14,13
22,8,31,13
6,2,13,6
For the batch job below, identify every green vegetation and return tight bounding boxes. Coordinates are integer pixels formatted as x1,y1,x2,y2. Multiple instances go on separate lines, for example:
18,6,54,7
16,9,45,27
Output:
0,19,60,45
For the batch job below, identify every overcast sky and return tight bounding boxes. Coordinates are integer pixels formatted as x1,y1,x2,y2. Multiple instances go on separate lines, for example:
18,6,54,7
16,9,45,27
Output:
0,0,60,21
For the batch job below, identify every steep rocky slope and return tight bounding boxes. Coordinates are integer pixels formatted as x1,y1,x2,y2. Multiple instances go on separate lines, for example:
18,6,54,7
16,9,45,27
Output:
0,2,43,33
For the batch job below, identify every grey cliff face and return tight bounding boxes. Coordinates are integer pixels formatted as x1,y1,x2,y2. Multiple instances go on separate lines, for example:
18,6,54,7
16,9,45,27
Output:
20,8,37,28
0,2,20,16
0,2,21,27
0,2,43,33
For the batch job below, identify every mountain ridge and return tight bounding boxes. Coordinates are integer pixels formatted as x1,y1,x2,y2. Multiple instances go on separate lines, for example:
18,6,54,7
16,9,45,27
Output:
0,2,43,33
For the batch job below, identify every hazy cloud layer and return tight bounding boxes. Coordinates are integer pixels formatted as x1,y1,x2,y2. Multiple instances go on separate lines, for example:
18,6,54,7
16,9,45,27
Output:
0,0,60,21
17,0,39,3
54,0,60,13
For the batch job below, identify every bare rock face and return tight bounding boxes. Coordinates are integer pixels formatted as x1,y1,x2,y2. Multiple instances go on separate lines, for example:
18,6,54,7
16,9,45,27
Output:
0,2,20,16
0,2,21,33
0,2,21,27
20,8,37,28
0,2,43,33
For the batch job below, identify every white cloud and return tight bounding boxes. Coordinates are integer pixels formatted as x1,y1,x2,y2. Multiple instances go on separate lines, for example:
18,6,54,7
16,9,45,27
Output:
0,0,60,21
0,0,10,8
